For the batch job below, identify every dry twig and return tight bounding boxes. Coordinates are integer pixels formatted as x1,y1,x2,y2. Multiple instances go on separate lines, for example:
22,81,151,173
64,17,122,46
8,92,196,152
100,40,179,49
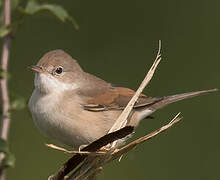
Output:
46,144,105,155
65,113,182,180
108,40,162,136
48,126,134,180
110,113,182,160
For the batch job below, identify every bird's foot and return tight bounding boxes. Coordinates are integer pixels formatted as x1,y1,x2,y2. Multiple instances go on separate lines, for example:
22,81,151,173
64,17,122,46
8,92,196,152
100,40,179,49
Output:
78,144,88,152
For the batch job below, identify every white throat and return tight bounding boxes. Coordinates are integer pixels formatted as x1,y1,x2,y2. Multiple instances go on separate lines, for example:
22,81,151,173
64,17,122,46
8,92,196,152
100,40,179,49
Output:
34,73,78,94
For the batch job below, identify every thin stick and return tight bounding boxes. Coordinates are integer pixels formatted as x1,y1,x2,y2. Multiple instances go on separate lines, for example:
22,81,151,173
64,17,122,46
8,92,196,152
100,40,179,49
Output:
111,113,182,160
67,113,182,180
46,144,105,155
49,126,134,180
0,0,11,179
109,40,162,147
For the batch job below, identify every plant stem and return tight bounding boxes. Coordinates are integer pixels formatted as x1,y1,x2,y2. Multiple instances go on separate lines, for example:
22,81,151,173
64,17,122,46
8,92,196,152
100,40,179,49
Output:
0,0,11,179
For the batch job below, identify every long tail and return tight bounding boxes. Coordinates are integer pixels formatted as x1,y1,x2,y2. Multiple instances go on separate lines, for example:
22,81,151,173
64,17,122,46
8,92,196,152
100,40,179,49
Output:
149,88,218,110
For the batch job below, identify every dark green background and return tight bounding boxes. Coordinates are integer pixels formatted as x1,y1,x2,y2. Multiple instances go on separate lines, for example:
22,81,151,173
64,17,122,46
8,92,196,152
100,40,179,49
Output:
4,0,220,179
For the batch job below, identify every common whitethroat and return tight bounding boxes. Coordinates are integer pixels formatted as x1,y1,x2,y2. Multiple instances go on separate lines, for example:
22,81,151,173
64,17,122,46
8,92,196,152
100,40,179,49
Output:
28,50,217,149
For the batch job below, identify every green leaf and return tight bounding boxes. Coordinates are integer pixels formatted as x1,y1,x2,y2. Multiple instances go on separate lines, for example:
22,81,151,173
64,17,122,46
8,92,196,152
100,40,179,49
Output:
23,0,78,30
0,139,9,153
0,68,10,78
0,139,15,168
10,96,26,111
0,26,10,38
3,152,15,168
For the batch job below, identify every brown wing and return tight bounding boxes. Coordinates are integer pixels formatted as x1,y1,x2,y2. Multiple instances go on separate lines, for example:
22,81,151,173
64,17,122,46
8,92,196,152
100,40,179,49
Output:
82,86,160,112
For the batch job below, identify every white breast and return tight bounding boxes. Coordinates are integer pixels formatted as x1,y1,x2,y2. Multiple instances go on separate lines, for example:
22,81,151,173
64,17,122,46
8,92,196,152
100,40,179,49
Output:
28,90,61,138
28,89,88,148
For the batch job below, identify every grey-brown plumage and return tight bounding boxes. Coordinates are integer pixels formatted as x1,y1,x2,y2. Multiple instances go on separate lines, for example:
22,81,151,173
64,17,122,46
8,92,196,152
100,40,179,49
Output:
28,50,218,148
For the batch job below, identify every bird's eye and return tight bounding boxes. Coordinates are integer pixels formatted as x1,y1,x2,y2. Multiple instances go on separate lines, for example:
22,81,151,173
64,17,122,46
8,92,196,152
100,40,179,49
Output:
55,67,63,75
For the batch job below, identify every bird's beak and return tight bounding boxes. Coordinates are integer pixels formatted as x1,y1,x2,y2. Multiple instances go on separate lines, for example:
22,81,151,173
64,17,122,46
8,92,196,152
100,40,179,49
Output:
28,65,44,73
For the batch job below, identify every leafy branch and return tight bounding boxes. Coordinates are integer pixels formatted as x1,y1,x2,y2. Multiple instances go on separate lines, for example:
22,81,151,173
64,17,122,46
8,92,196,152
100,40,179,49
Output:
0,0,79,38
0,0,79,179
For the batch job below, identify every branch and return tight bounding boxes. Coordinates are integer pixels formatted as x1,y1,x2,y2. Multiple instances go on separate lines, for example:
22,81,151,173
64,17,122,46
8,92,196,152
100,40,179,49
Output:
67,113,182,180
110,113,182,160
0,0,11,179
48,126,134,180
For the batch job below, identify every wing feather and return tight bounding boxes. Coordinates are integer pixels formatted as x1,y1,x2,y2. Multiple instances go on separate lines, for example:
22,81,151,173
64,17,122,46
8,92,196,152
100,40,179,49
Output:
81,86,160,111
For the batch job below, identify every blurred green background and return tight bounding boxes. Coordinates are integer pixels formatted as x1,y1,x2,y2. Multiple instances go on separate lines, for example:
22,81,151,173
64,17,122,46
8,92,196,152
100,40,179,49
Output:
3,0,220,179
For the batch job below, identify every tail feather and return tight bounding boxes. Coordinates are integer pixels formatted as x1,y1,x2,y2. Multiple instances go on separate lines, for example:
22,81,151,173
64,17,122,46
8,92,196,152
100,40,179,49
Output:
149,88,218,110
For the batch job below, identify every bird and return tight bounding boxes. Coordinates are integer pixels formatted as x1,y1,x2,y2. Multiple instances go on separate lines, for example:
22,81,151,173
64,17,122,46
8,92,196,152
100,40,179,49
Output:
28,49,217,149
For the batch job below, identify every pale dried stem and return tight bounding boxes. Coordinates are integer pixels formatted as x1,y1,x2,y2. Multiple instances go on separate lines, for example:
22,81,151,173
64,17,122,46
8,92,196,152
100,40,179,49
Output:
46,144,105,155
66,114,182,180
110,113,182,160
67,156,101,180
108,40,162,137
0,0,11,180
68,154,111,180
